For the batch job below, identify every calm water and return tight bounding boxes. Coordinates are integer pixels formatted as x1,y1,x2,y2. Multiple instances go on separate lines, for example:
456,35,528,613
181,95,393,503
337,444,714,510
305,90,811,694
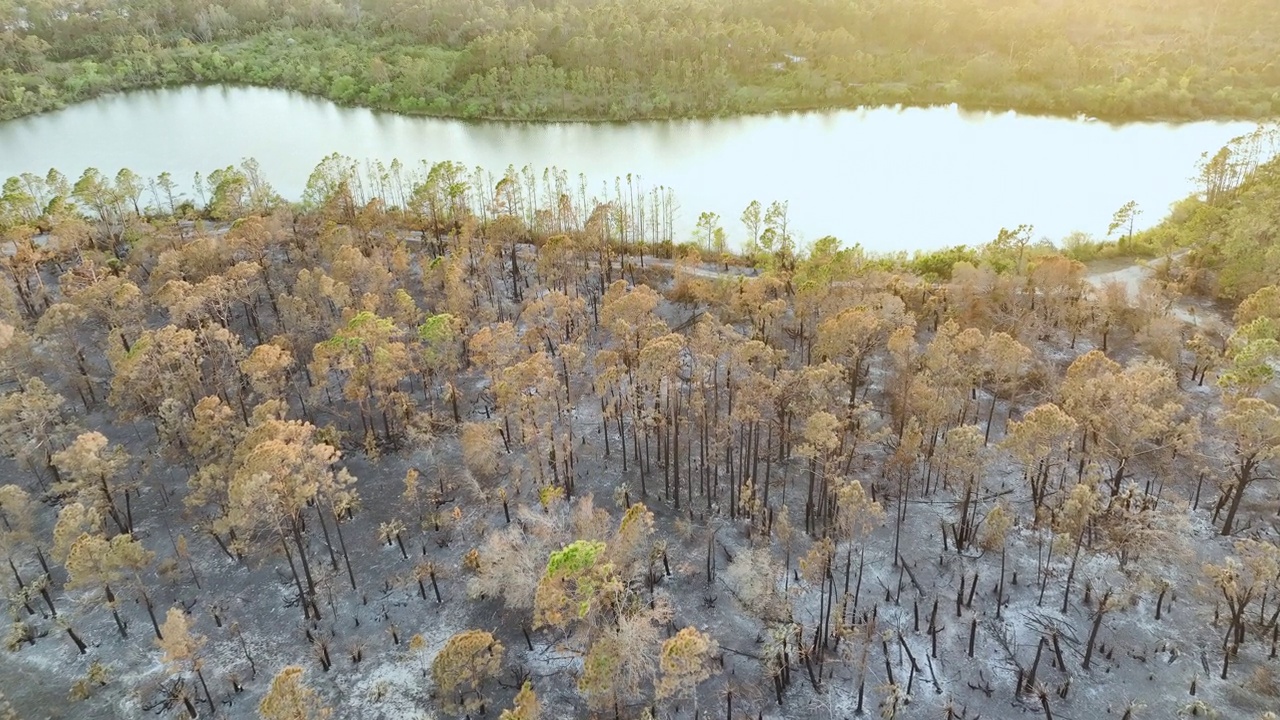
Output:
0,85,1259,253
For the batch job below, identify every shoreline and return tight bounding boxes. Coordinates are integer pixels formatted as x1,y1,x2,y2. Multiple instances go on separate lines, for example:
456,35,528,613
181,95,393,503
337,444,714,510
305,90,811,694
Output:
3,78,1278,129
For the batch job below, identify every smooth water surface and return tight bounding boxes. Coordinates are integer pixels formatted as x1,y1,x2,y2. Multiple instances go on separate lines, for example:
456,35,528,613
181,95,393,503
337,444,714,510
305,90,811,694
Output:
0,85,1260,253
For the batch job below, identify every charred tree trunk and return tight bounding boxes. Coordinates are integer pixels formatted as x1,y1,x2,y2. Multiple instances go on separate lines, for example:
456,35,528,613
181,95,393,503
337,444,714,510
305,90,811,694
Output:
1081,589,1112,671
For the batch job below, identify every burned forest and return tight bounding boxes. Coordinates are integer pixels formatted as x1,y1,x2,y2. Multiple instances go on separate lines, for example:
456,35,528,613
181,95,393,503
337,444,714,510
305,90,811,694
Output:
1,155,1280,720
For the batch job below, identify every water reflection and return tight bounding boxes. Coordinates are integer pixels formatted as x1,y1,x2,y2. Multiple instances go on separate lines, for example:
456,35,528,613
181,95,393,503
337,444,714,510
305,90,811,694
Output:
0,85,1258,253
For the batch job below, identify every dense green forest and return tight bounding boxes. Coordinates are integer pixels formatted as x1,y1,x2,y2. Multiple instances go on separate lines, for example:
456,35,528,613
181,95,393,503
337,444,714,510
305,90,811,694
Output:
3,0,1280,122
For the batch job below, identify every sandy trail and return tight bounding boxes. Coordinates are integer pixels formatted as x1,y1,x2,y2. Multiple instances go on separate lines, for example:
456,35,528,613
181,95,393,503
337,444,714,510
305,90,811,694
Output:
1085,253,1230,332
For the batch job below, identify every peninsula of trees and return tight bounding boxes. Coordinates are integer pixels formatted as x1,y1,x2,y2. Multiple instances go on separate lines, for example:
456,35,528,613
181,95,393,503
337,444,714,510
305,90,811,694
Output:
3,0,1280,122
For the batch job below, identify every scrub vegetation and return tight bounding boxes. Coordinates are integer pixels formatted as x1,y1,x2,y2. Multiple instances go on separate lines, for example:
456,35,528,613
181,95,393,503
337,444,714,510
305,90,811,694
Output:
3,0,1280,122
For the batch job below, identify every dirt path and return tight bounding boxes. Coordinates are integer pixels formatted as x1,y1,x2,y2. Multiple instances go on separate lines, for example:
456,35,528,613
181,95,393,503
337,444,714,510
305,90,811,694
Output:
1083,256,1158,298
1085,253,1231,332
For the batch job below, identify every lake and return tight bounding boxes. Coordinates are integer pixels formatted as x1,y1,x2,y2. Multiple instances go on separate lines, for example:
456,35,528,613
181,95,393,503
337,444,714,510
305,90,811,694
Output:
0,85,1260,253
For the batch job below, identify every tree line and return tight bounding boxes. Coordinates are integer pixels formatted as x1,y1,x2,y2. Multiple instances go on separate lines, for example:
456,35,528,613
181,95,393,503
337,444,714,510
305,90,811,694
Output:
4,0,1280,122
